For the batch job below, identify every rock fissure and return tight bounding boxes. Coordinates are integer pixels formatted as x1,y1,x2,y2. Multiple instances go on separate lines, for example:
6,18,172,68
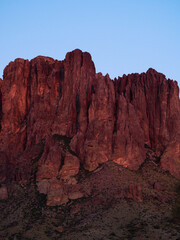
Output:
75,94,80,132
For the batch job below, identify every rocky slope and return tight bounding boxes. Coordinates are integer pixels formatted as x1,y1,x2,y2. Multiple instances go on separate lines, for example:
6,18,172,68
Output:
0,49,180,206
0,159,180,240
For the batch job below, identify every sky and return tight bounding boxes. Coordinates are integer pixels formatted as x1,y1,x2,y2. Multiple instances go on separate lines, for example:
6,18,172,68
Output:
0,0,180,89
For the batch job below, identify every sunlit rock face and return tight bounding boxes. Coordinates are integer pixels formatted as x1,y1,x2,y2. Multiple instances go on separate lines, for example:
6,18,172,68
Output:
114,68,180,178
0,49,180,205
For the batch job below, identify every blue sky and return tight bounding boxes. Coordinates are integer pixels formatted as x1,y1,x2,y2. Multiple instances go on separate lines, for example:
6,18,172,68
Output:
0,0,180,89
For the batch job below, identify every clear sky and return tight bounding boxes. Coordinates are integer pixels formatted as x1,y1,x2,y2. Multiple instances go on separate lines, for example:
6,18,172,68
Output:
0,0,180,89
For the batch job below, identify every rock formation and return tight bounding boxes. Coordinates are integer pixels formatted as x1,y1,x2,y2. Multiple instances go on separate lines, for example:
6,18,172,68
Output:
0,49,180,205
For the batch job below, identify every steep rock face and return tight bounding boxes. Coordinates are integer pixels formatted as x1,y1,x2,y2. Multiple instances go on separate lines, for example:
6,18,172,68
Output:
0,78,2,131
112,94,145,170
79,73,115,170
0,49,180,205
114,69,180,178
115,69,180,152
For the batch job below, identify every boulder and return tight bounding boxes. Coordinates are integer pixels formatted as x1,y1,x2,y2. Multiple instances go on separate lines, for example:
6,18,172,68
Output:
0,184,8,200
127,182,143,202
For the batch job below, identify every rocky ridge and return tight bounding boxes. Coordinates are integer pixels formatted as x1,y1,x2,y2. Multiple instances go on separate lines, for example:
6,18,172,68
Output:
0,49,180,205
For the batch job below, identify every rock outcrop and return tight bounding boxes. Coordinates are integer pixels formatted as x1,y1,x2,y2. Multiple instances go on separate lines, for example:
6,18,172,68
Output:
0,49,180,205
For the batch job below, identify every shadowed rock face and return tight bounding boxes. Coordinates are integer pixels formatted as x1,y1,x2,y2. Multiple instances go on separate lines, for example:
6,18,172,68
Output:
0,49,180,205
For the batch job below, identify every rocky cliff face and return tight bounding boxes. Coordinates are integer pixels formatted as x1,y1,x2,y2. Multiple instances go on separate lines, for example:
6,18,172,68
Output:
0,49,180,205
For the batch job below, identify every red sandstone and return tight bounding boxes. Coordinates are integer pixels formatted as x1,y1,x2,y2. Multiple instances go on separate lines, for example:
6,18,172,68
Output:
0,49,179,205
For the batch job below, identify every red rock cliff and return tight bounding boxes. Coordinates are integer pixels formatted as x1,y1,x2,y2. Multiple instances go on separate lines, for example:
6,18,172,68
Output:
0,49,180,204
